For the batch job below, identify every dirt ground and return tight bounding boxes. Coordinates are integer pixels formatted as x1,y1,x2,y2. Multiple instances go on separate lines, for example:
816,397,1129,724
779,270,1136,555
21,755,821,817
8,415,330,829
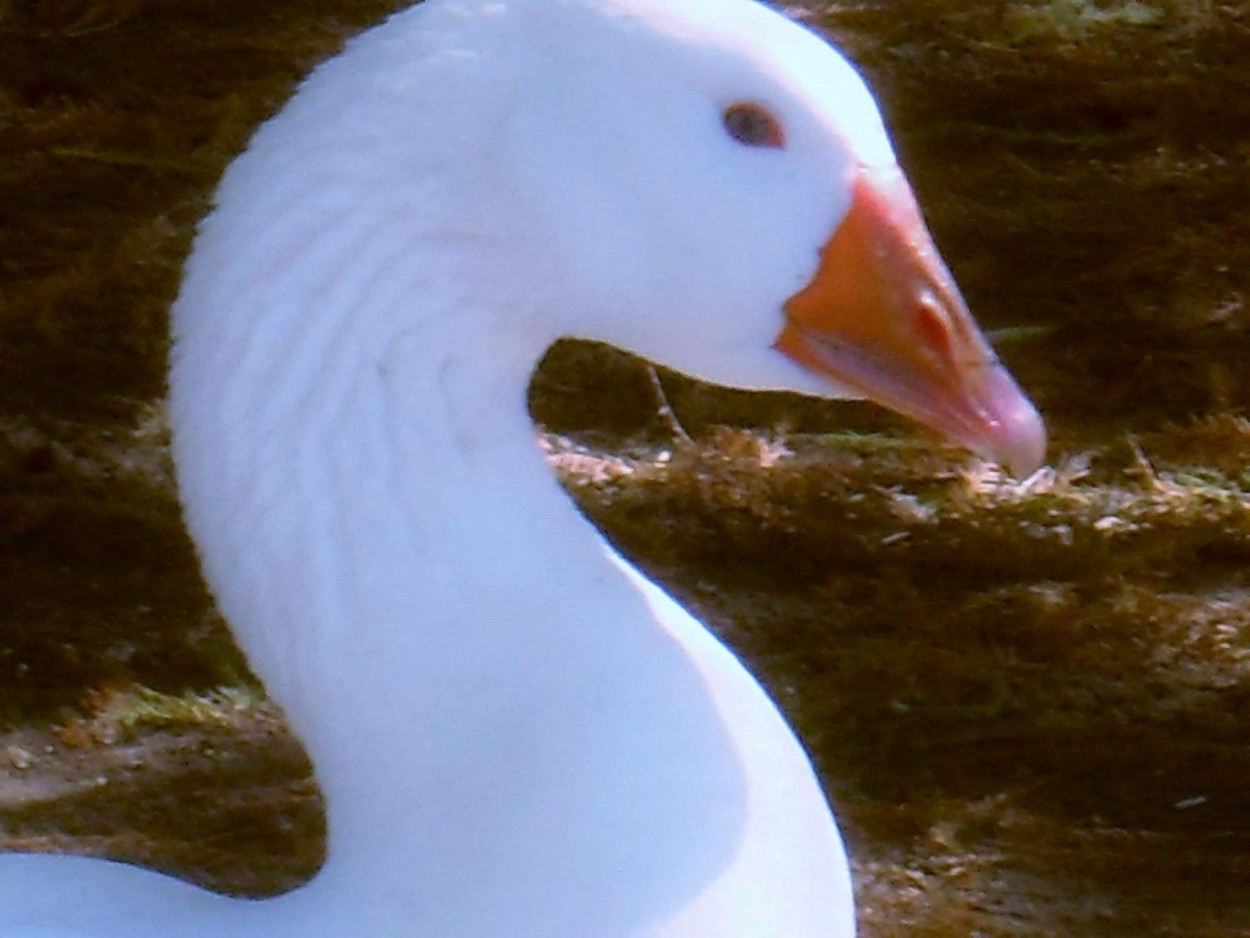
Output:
3,0,1250,934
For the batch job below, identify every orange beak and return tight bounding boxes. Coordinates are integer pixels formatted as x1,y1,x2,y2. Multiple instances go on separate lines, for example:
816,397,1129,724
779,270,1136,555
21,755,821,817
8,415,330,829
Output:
776,164,1046,477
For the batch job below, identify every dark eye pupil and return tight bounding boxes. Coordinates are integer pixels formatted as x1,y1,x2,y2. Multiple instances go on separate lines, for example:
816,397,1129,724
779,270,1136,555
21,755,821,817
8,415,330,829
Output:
723,103,784,148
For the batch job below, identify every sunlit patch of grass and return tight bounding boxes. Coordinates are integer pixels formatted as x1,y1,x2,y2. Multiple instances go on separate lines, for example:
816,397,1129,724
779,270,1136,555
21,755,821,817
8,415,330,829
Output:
548,416,1250,600
1006,0,1167,44
58,683,270,748
47,146,215,175
814,430,919,455
986,324,1058,347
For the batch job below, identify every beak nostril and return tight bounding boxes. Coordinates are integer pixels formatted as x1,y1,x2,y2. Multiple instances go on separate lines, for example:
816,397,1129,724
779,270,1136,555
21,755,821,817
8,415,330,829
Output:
914,297,954,368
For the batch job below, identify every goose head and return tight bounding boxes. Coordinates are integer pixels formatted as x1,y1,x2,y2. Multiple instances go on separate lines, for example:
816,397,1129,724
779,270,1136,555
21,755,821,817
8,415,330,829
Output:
500,0,1045,473
192,0,1043,478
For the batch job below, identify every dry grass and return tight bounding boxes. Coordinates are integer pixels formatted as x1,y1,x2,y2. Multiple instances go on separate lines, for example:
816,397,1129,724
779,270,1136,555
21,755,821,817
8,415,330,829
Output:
2,0,1250,933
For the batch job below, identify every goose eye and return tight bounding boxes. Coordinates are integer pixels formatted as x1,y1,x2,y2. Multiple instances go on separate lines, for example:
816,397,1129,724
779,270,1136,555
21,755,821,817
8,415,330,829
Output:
722,102,785,149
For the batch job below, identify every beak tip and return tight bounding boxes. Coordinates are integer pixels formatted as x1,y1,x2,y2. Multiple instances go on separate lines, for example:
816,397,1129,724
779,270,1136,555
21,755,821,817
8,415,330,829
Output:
983,389,1047,479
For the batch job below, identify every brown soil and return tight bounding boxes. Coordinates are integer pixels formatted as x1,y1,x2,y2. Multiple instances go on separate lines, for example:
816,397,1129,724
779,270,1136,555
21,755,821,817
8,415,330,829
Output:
3,0,1250,934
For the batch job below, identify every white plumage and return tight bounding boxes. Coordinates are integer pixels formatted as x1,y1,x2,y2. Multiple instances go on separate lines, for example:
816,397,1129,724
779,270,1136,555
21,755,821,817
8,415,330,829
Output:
2,1,1043,934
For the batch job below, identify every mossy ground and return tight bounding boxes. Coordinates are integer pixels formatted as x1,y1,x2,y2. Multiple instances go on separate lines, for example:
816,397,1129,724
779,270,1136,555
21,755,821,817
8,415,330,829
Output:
2,1,1249,933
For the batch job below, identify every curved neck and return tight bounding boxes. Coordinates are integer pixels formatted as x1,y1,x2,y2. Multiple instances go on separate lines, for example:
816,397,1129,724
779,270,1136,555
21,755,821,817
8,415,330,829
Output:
167,140,756,926
175,260,750,933
291,316,596,798
234,285,592,808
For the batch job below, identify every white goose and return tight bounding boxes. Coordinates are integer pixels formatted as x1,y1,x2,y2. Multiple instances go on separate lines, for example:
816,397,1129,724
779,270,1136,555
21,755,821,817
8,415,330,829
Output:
2,0,1045,934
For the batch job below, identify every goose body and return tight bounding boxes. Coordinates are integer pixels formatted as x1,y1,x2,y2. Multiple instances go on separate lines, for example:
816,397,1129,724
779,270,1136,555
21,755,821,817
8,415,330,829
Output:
2,0,1044,935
